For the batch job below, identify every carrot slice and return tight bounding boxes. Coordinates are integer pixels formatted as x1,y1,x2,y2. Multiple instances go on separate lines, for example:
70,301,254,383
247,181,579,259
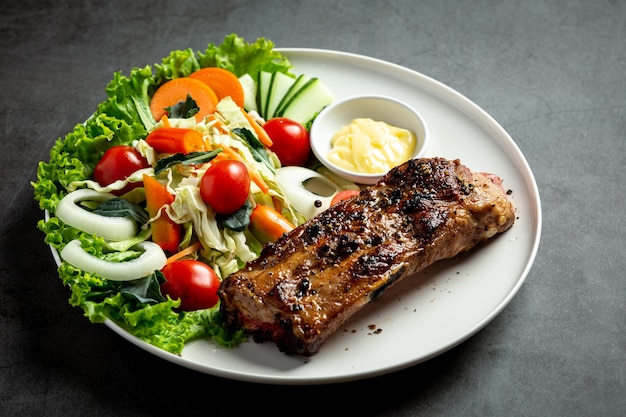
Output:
143,174,181,253
189,67,245,108
249,204,294,244
150,77,219,123
145,127,205,154
166,241,203,264
241,109,273,148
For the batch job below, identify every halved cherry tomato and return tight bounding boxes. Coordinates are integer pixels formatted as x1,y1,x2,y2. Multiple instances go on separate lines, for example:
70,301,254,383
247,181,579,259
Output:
330,189,360,206
160,260,220,311
199,159,250,215
93,145,149,196
263,117,310,166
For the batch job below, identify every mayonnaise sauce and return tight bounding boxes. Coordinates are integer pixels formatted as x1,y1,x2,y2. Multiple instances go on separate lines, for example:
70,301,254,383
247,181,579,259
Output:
326,118,416,174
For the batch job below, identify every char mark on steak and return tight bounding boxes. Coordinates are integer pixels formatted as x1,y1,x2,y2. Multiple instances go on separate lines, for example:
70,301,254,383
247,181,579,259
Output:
218,158,516,356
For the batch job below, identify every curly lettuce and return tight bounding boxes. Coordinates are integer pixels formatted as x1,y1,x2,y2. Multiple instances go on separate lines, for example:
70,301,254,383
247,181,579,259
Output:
33,114,146,213
198,33,293,82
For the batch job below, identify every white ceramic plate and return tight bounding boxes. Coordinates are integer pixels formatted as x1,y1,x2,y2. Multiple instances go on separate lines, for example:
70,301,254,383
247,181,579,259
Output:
49,49,542,385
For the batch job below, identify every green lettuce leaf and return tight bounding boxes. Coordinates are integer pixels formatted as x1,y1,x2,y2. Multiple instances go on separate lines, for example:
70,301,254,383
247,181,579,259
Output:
153,48,201,86
198,34,294,82
33,113,146,212
58,261,245,354
98,66,156,131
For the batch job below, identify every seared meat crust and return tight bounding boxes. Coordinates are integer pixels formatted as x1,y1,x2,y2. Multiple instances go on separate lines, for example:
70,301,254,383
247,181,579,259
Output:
218,158,516,356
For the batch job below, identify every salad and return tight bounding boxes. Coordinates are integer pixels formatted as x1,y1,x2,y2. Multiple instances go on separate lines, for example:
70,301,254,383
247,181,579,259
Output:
32,34,357,355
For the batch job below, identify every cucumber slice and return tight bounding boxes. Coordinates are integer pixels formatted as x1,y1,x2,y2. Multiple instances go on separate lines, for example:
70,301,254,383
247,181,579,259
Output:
279,78,334,126
258,71,273,118
265,72,296,119
238,73,257,112
274,74,310,117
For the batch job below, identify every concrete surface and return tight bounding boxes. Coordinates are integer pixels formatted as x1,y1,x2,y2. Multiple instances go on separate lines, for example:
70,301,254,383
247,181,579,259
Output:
1,0,624,416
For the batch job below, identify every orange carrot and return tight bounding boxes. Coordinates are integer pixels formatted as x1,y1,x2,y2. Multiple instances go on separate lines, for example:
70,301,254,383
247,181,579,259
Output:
211,150,231,164
248,169,270,194
207,113,229,134
220,145,269,193
241,109,273,148
161,114,171,128
189,67,245,108
145,127,205,154
272,196,282,212
249,204,294,244
220,144,244,161
166,241,203,264
150,77,219,123
143,174,181,253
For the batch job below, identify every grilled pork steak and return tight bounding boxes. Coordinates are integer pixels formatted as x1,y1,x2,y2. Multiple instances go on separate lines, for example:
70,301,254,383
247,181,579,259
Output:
218,158,516,356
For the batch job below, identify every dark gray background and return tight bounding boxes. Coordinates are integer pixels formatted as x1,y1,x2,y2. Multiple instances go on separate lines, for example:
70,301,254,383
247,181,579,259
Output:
1,0,624,416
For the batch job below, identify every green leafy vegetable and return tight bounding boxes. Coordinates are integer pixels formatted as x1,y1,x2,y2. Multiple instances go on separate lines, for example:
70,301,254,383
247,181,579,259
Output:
198,34,293,82
165,94,199,119
104,227,152,253
100,66,156,131
153,48,201,87
217,200,253,232
120,271,166,305
232,127,275,173
154,150,221,175
92,198,150,224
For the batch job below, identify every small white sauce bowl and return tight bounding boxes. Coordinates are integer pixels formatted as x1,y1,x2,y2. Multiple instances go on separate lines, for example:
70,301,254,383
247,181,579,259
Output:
310,95,429,185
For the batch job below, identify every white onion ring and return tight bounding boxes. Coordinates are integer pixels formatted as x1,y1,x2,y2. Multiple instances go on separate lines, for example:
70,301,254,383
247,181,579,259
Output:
60,240,166,281
55,189,137,241
275,166,341,219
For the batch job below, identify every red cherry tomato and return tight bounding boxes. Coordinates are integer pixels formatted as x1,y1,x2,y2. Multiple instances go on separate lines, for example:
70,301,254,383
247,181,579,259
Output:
199,160,250,215
160,260,220,311
263,117,310,166
93,145,149,196
330,189,360,206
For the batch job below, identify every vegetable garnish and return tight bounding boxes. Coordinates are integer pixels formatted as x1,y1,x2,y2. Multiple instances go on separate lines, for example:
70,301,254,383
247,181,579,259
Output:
330,189,361,206
153,150,221,175
143,174,182,254
32,34,352,356
145,127,206,154
242,109,273,147
150,77,219,122
56,189,139,241
166,241,203,265
60,240,167,282
248,204,295,244
160,259,220,311
189,67,246,108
